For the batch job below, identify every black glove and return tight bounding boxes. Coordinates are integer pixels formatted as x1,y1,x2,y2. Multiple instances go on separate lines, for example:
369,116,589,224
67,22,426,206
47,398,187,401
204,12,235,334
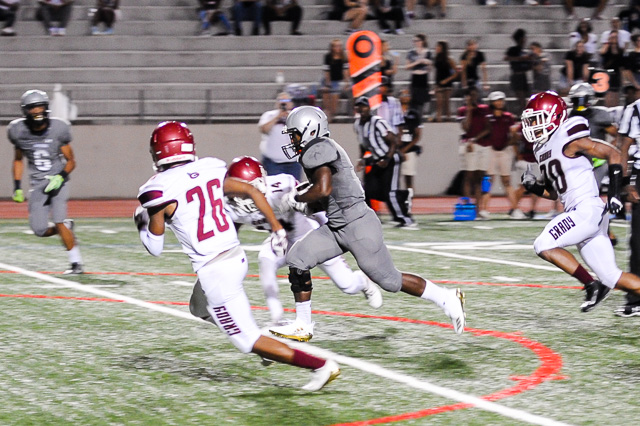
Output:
608,164,624,214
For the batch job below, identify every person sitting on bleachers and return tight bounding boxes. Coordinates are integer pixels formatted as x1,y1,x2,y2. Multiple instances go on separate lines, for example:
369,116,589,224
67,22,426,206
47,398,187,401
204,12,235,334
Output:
262,0,303,35
232,0,262,35
91,0,119,35
37,0,74,36
373,0,404,35
197,0,232,36
0,0,19,36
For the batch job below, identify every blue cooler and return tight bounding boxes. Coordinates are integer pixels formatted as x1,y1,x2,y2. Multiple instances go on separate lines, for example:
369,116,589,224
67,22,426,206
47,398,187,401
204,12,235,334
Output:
453,197,476,221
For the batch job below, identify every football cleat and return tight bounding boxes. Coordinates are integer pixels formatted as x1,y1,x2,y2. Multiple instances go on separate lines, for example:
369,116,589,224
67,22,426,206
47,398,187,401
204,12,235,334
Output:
444,288,466,334
302,359,341,391
581,280,611,312
613,301,640,317
63,262,84,275
63,218,74,231
269,320,314,342
356,271,383,309
260,357,275,367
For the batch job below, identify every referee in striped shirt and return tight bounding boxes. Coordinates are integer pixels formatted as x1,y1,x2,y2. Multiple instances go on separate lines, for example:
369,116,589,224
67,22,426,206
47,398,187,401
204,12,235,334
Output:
354,96,414,227
616,86,640,316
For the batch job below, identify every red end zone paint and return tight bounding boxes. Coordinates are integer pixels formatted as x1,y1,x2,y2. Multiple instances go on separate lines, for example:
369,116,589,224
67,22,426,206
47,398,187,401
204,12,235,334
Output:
0,293,565,424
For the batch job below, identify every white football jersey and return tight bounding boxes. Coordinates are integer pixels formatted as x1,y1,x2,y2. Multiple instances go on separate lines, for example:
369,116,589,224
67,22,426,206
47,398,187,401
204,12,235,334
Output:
138,157,238,272
225,174,316,241
534,116,602,211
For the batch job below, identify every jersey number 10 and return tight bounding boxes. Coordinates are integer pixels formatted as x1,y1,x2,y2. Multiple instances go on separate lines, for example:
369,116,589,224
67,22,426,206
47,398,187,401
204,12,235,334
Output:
186,179,230,242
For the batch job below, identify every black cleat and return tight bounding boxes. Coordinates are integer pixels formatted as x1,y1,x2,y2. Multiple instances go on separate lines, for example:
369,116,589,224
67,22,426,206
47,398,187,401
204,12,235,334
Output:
63,262,84,275
614,301,640,317
581,280,611,312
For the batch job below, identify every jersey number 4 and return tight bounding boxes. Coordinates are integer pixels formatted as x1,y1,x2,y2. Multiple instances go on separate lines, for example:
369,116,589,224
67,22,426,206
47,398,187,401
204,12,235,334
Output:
186,179,230,241
540,159,567,194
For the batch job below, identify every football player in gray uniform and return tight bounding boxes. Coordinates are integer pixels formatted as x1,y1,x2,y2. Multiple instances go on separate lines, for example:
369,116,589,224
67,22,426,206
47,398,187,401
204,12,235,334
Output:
8,89,83,274
268,106,466,340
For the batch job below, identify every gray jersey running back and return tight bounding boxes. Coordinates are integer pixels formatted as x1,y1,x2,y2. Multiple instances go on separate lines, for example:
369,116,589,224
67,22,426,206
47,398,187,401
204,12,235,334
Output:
8,118,71,185
299,137,368,228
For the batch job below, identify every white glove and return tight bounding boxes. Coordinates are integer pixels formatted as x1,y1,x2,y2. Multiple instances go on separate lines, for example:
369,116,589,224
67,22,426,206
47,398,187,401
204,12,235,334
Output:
134,206,150,231
270,228,288,257
281,190,308,214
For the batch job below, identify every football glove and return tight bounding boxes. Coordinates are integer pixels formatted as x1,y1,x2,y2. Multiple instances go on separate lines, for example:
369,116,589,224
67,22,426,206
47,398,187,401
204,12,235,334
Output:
281,190,308,214
133,206,150,231
44,174,65,193
608,164,624,214
521,165,545,197
12,189,24,203
269,228,288,257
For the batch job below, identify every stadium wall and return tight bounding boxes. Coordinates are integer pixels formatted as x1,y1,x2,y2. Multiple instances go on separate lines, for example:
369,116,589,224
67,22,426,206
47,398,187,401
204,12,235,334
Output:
0,123,464,198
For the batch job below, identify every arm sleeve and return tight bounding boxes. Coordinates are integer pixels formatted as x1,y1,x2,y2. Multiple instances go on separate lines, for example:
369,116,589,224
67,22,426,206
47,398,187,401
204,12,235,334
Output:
139,228,164,256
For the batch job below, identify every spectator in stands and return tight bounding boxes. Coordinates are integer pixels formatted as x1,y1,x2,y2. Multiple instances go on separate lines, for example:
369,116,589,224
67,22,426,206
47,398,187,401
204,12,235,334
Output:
232,0,262,35
263,0,303,35
257,92,302,180
530,42,552,93
600,29,626,107
559,40,592,95
619,0,640,33
601,17,631,50
0,0,18,36
623,34,640,88
504,28,533,114
457,86,491,211
406,33,432,116
564,0,607,20
321,39,349,123
480,91,521,220
433,41,459,122
342,0,368,34
90,0,119,35
374,0,404,35
380,39,398,89
569,18,598,55
197,0,232,36
423,0,446,19
460,39,489,99
37,0,74,36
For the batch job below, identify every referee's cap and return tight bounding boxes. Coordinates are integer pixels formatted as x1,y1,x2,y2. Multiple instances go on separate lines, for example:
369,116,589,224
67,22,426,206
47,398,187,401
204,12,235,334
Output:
355,96,370,107
488,91,506,102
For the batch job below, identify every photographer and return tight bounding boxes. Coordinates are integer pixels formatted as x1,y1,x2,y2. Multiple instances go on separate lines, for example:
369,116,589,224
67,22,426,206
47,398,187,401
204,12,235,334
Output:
258,92,302,180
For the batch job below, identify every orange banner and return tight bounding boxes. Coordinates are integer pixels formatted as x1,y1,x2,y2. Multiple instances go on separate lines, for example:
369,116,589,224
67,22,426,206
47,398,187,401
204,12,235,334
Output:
346,31,382,111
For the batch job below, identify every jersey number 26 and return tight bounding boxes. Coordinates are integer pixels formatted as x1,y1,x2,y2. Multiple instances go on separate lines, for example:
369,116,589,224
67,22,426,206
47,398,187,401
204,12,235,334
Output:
186,179,230,242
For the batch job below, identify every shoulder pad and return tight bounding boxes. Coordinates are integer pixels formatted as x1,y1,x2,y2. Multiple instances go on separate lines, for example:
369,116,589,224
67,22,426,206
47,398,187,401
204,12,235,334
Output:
301,138,339,169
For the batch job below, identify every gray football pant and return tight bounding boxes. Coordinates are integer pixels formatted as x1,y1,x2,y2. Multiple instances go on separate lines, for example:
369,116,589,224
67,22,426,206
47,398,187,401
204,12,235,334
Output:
28,181,69,236
286,208,403,293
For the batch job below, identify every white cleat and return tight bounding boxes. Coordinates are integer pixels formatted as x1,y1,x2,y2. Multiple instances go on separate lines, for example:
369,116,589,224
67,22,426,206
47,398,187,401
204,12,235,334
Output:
356,271,383,309
269,320,314,342
302,359,341,391
444,288,466,334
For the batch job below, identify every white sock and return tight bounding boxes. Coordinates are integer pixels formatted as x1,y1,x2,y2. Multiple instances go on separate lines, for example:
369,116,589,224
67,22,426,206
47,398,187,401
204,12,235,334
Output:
68,246,83,264
295,300,312,325
420,280,449,310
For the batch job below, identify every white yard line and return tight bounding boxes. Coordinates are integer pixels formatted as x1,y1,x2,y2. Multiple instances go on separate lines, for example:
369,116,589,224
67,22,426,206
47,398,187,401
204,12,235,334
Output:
387,245,559,271
0,261,571,426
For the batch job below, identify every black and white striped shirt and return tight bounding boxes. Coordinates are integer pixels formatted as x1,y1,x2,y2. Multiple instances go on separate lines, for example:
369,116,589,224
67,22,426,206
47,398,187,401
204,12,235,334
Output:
618,99,640,138
354,115,394,160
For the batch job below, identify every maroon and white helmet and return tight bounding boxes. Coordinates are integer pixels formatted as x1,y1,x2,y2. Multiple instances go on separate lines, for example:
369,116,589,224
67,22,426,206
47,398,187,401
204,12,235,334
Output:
150,121,196,170
226,156,267,193
225,156,268,214
521,91,568,146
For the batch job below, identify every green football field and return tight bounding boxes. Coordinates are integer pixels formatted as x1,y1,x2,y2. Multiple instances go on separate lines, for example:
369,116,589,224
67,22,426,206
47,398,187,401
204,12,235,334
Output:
1,215,638,425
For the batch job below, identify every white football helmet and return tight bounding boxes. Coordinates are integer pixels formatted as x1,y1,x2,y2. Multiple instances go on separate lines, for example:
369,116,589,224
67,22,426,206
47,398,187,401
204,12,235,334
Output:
281,106,330,159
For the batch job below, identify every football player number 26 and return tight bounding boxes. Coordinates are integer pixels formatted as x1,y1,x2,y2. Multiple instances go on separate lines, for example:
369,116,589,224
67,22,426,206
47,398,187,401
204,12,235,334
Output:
540,159,567,194
186,179,230,241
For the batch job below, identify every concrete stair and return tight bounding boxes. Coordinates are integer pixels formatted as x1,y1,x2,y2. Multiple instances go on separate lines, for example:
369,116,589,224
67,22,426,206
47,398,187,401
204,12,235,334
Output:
0,0,628,123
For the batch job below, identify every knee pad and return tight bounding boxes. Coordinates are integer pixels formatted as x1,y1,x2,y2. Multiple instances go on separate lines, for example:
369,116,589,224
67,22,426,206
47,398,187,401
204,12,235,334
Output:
289,267,313,293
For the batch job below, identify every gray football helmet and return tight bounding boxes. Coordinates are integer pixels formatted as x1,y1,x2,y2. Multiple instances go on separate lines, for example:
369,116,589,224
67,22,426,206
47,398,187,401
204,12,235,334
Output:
568,82,595,112
20,89,50,129
281,106,330,159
